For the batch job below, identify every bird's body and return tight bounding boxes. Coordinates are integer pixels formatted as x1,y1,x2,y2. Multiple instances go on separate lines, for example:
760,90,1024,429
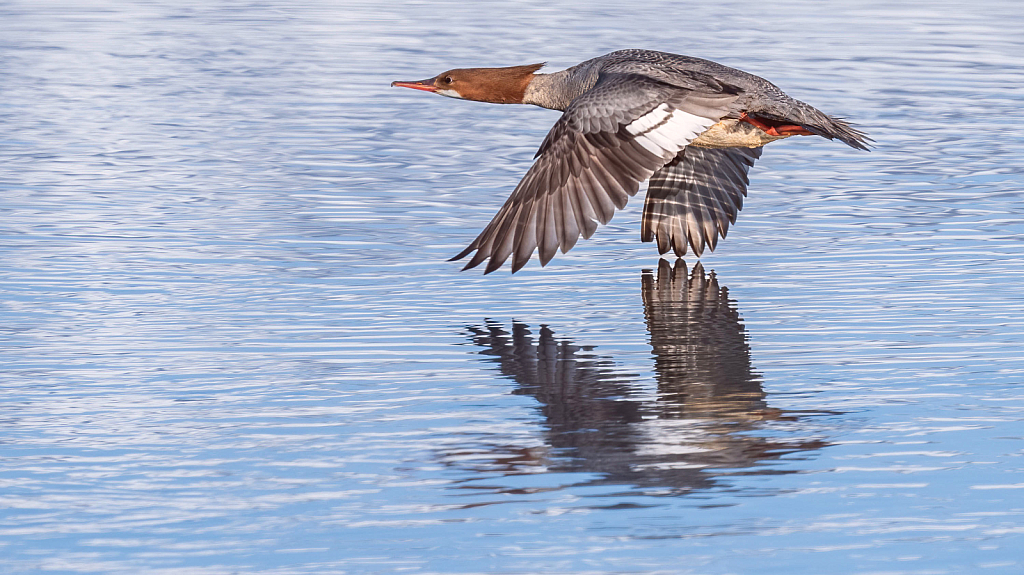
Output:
392,49,869,273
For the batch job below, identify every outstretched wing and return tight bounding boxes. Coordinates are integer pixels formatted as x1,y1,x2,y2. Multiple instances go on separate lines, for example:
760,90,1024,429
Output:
451,72,740,273
641,146,762,257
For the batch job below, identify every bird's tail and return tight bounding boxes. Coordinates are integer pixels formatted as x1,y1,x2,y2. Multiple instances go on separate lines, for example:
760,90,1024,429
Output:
802,115,872,151
788,102,872,151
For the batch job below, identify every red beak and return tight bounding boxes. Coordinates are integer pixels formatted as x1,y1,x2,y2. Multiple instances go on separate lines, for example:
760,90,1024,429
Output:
391,78,438,92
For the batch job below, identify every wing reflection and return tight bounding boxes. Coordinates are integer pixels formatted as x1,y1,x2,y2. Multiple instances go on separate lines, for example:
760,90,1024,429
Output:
457,259,828,494
643,258,771,421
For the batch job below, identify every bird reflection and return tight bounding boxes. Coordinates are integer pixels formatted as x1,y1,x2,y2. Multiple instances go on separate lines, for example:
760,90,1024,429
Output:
456,259,829,494
642,258,770,422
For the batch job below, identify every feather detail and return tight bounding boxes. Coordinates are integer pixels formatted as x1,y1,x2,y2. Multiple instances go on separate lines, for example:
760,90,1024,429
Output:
641,147,762,258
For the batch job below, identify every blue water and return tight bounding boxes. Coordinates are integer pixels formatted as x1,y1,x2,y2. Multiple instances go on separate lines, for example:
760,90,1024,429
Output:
2,1,1023,573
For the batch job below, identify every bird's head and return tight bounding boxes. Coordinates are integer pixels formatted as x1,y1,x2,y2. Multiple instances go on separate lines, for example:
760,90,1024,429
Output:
391,63,544,105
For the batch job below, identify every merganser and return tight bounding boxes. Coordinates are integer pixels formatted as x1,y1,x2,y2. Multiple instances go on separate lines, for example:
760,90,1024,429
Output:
392,49,870,274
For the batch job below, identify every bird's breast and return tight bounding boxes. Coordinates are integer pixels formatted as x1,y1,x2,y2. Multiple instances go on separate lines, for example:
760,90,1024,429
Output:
690,119,792,149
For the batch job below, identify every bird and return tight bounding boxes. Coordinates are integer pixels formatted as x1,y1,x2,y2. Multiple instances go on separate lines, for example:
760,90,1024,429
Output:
391,49,870,274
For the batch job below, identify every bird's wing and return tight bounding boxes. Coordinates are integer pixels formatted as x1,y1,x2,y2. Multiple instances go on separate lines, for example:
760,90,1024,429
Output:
450,72,740,273
641,146,762,257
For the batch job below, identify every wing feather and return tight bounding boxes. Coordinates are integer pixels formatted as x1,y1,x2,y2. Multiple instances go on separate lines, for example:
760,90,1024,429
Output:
641,146,762,258
538,193,559,266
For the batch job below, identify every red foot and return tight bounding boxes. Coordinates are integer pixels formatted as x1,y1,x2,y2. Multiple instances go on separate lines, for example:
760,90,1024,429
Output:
739,112,772,132
773,124,814,136
740,112,813,136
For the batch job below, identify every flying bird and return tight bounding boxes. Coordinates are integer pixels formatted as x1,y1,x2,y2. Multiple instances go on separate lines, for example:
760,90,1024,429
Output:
392,49,869,273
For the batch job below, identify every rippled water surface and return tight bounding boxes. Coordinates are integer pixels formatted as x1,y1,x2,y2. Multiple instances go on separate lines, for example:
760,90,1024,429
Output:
2,1,1024,573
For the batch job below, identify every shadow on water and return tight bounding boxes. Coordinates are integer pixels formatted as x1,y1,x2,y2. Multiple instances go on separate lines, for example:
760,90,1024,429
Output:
454,259,832,496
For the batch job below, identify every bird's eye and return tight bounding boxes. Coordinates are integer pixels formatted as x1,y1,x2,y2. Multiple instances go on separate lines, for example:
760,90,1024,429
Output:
443,76,453,84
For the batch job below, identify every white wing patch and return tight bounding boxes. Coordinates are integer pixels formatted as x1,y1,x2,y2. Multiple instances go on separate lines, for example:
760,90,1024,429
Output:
626,104,716,158
625,103,673,135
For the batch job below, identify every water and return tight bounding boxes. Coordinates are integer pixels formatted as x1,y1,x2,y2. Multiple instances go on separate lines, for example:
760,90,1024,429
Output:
2,1,1023,573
